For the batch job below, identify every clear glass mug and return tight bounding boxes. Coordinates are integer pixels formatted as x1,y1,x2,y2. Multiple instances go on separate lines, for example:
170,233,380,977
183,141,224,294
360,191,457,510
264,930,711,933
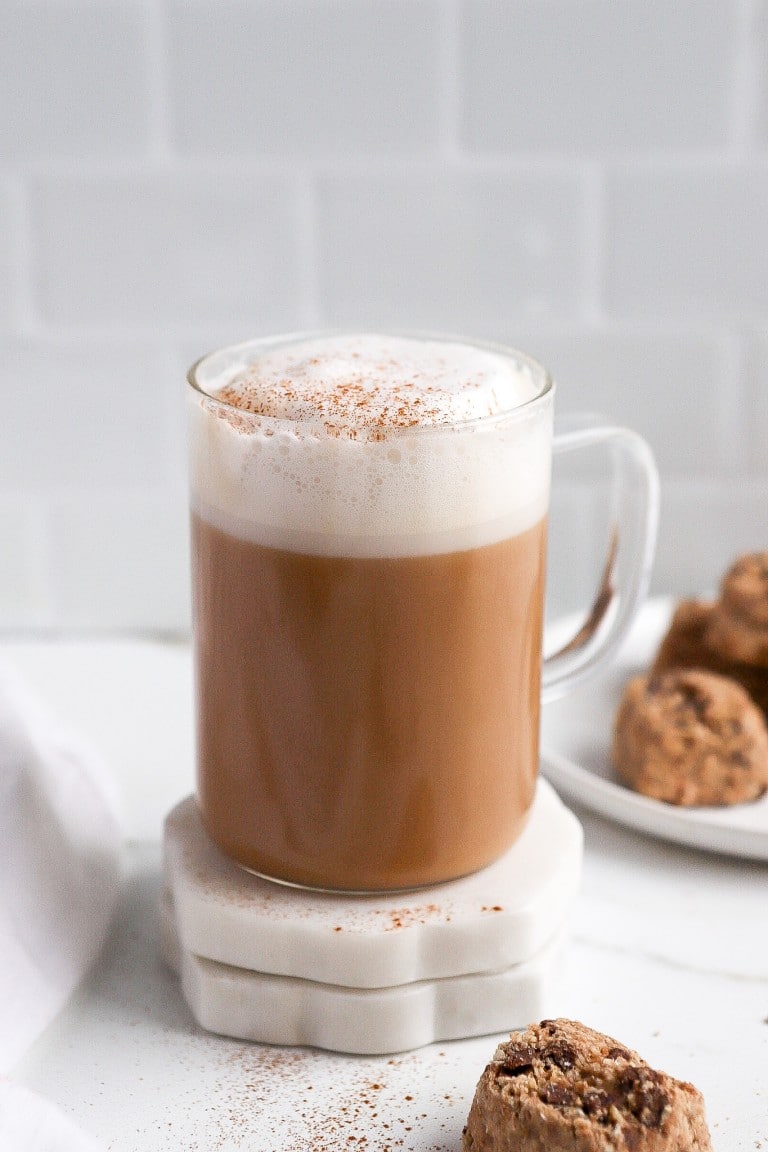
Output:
187,332,658,892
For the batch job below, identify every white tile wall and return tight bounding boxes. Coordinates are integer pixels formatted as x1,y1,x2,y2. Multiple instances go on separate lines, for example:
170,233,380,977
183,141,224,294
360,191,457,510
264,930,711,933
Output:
0,179,13,333
753,1,768,144
0,342,171,488
315,168,589,329
0,494,50,630
0,3,152,160
604,165,768,318
746,331,768,473
655,479,768,595
166,0,444,157
46,488,190,632
522,329,745,478
27,172,304,332
459,0,737,153
1,0,767,633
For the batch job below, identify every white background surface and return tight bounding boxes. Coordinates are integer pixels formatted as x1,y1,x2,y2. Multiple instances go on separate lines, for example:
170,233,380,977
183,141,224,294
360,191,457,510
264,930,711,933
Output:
1,0,767,633
6,617,768,1151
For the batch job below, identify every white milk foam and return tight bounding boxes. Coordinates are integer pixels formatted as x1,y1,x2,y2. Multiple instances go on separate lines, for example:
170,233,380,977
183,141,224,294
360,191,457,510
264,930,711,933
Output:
188,334,552,557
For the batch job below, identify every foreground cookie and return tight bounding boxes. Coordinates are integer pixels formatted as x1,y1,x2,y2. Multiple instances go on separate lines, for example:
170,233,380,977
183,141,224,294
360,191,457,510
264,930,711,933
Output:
462,1018,711,1152
612,669,768,806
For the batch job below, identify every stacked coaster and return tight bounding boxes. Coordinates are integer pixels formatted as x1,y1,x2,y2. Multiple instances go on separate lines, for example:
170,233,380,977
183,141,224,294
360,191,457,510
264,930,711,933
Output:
161,779,582,1055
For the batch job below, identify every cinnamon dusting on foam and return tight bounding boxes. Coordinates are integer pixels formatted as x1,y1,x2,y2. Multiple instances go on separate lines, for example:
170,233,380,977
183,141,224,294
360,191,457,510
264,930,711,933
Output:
188,333,552,556
211,334,538,440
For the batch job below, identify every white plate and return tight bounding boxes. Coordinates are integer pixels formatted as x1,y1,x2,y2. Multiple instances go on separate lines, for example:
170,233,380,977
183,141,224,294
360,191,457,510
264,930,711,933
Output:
541,597,768,861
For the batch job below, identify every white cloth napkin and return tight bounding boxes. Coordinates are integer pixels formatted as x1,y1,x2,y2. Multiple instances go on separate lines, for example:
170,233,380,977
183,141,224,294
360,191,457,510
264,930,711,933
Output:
0,661,123,1149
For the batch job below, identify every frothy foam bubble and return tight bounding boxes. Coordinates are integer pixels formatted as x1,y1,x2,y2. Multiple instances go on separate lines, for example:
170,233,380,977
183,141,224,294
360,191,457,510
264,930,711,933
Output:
213,334,540,438
188,334,552,556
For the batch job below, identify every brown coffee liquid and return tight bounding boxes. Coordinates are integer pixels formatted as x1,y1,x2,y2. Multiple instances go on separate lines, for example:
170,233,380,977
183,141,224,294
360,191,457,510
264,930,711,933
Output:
192,513,547,891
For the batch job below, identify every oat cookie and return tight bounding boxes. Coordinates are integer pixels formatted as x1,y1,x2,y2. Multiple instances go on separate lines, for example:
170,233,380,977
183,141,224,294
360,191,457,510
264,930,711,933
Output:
462,1018,711,1152
652,599,768,718
612,669,768,806
704,552,768,668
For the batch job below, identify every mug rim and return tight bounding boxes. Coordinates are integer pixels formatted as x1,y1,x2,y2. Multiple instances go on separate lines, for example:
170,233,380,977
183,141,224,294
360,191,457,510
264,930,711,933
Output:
187,329,554,438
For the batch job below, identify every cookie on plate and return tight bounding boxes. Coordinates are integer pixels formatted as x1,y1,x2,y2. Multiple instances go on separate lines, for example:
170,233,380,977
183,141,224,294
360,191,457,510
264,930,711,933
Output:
651,599,768,718
462,1018,711,1152
612,668,768,806
651,600,719,675
704,552,768,669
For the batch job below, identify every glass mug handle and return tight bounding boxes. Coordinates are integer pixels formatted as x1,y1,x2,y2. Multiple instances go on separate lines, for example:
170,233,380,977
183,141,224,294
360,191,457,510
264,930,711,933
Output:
542,425,660,703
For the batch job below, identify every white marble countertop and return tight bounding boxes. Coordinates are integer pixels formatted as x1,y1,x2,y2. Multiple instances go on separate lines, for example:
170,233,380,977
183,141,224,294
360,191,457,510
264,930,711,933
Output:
5,629,768,1152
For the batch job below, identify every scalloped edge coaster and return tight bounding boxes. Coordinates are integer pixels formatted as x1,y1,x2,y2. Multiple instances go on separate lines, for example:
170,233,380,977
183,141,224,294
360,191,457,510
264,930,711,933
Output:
159,890,566,1055
163,778,582,989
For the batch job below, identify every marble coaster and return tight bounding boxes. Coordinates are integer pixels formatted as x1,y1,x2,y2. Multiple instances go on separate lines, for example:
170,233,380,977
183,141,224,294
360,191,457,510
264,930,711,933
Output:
163,779,582,988
160,890,567,1055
